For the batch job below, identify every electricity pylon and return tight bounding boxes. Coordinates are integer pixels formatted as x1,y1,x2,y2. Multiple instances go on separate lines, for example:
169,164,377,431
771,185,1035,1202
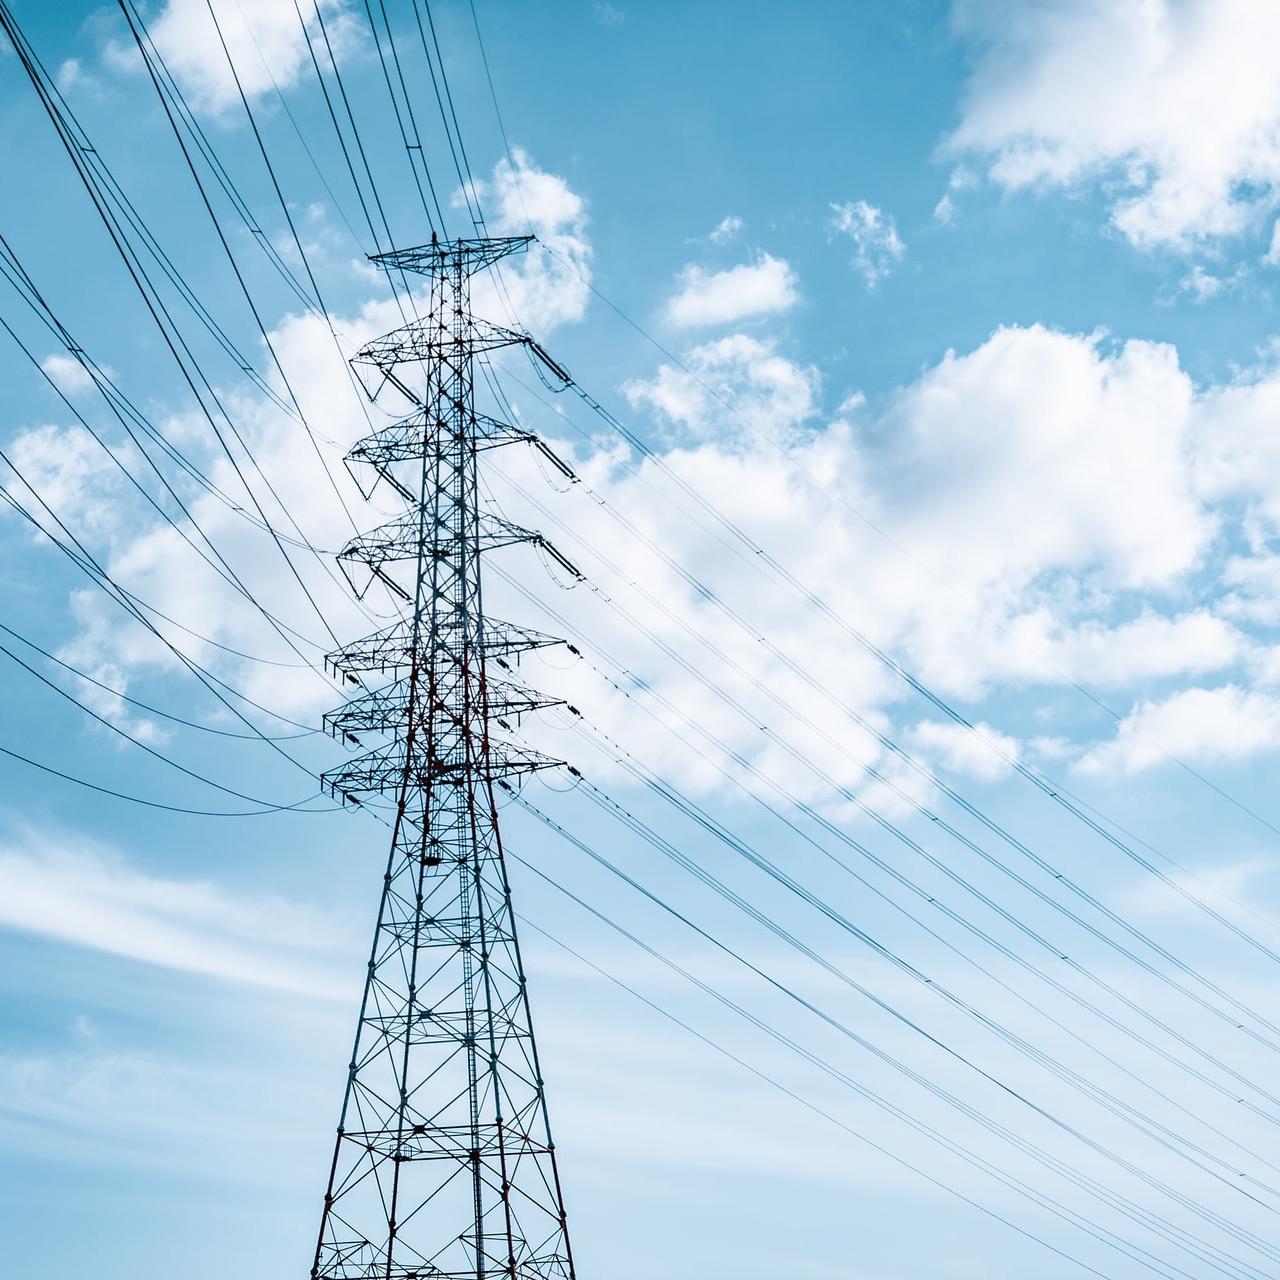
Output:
313,235,577,1280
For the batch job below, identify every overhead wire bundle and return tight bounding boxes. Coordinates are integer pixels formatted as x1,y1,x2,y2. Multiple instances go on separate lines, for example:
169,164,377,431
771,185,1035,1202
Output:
1,2,1278,1275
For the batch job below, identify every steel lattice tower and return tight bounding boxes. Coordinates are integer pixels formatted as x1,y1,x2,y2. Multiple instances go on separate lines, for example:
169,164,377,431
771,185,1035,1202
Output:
313,235,577,1280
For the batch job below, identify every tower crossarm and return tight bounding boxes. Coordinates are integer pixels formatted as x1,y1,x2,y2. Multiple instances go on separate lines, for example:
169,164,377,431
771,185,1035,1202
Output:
347,411,536,472
370,233,534,277
321,737,564,801
325,617,567,679
324,677,564,740
336,511,581,600
351,316,534,394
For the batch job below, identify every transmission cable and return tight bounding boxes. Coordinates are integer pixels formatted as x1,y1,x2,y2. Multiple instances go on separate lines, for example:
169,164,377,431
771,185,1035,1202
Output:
0,271,336,662
1,2,356,654
516,908,1165,1280
0,741,330,818
457,39,1280,946
532,330,1280,969
513,896,1234,1280
0,473,326,777
485,453,1280,1055
510,795,1279,1280
563,767,1280,1242
0,621,316,742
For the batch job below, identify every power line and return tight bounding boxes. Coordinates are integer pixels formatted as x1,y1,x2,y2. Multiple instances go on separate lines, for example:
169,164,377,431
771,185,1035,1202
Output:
119,0,362,541
484,460,1280,1062
362,0,445,234
515,910,1146,1280
535,287,1280,961
510,795,1278,1280
0,469,323,778
0,741,330,817
558,627,1280,1129
0,248,337,661
0,633,326,809
1,1,355,655
0,621,316,742
564,771,1280,1242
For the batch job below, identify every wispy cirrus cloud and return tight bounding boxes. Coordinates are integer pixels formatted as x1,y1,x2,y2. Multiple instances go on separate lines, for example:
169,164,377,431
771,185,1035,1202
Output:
0,830,352,998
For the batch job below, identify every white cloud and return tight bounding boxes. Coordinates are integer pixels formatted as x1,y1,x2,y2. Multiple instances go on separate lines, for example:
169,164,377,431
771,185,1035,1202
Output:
39,352,94,395
1125,855,1276,918
0,831,353,996
1266,220,1280,266
829,200,905,286
7,423,135,539
911,719,1018,782
1004,609,1243,687
142,0,358,116
501,319,1265,801
621,333,818,440
709,215,744,244
467,148,592,334
1075,685,1280,776
1194,361,1280,528
665,254,799,328
1222,554,1280,625
1254,646,1280,688
933,167,976,226
947,0,1280,250
1177,264,1230,303
878,325,1210,594
55,57,91,94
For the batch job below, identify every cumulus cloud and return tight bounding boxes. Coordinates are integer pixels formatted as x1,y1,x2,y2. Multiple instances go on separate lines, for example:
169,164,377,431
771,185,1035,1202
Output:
1177,264,1238,304
829,200,906,286
910,719,1018,782
54,57,96,95
933,167,976,226
1193,363,1280,529
1004,609,1244,688
879,325,1209,593
467,148,592,334
39,353,95,395
25,99,1280,809
141,0,358,116
493,317,1277,800
947,0,1280,250
42,303,1280,803
1075,686,1280,776
621,333,818,441
1222,554,1280,626
665,254,799,328
8,423,135,539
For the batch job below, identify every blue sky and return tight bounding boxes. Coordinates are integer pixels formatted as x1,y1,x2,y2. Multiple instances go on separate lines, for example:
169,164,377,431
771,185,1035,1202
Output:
4,2,1280,1277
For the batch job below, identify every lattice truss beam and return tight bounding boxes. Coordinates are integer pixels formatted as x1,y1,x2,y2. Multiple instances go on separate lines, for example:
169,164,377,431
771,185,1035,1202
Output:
311,235,578,1280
